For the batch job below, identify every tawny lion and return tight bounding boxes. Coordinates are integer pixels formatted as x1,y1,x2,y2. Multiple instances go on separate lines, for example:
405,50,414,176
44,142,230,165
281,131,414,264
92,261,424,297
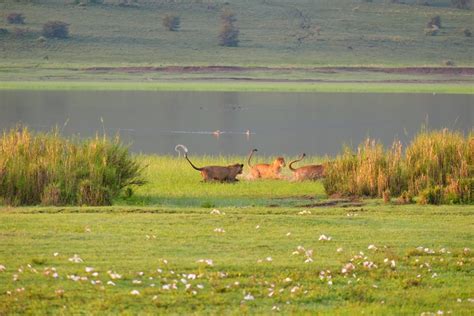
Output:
175,145,243,182
289,153,325,181
247,148,286,179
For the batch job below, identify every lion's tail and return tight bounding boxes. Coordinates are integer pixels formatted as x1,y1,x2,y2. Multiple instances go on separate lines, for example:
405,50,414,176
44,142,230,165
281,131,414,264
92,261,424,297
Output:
175,144,202,171
289,153,306,172
247,148,258,168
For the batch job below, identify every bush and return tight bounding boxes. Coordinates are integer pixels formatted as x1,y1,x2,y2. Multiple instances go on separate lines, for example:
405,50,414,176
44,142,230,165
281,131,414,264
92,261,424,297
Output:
406,129,471,195
6,13,25,25
218,10,239,47
162,14,180,31
418,186,444,205
451,0,471,9
42,21,69,39
462,28,472,37
0,127,144,206
323,129,473,204
323,139,406,198
427,16,441,29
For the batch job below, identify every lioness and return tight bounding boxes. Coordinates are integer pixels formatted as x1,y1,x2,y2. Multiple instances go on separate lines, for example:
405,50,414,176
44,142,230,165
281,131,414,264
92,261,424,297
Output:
175,145,243,182
289,153,325,181
247,148,286,179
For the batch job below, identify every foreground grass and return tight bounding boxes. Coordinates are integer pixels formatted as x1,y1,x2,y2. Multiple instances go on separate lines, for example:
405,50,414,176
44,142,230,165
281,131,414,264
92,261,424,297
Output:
1,80,473,94
1,155,473,314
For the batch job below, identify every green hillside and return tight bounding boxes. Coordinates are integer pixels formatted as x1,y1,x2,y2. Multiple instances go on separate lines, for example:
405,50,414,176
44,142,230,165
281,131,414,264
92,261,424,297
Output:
1,0,473,67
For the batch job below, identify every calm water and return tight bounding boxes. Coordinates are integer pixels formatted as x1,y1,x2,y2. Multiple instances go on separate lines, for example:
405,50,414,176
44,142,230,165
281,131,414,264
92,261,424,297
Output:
0,91,472,156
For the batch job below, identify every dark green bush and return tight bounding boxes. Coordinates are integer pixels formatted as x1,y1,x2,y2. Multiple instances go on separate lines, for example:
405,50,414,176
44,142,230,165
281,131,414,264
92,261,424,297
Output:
162,14,180,31
42,21,69,39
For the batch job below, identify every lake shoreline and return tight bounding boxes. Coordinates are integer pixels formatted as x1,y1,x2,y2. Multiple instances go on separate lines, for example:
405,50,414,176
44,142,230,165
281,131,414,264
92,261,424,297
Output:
1,80,473,94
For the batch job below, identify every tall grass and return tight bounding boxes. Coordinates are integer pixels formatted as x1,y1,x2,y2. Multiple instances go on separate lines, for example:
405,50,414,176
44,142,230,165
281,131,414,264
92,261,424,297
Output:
323,129,473,204
0,127,144,206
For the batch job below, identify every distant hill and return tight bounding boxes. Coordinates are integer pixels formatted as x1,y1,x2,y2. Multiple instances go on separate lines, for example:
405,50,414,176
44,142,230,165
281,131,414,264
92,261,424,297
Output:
0,0,472,67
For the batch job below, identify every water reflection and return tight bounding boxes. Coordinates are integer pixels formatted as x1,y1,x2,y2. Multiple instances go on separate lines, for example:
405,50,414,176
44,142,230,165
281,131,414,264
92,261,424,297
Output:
0,91,472,156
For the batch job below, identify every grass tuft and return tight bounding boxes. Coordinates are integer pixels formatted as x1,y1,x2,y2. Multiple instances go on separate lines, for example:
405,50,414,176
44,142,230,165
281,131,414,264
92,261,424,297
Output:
0,126,144,206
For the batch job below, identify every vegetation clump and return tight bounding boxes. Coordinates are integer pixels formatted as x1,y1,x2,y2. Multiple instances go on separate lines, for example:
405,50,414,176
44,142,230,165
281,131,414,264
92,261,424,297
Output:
162,14,180,31
323,129,473,204
0,127,144,206
218,9,239,47
6,13,25,25
451,0,472,9
42,21,69,39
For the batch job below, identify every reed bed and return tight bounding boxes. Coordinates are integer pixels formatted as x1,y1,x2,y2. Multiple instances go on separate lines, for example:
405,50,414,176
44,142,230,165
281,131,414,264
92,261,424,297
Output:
323,129,473,204
0,127,143,206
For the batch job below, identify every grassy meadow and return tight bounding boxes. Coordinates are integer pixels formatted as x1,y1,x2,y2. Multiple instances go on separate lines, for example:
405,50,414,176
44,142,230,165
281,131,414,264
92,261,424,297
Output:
1,154,473,314
0,0,473,86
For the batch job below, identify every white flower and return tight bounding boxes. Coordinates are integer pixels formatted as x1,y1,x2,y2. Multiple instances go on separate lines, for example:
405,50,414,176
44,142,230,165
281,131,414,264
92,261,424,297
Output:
53,252,59,257
0,265,6,272
255,225,260,229
162,284,170,290
130,290,140,295
272,306,280,311
286,232,291,236
390,260,396,268
368,244,377,251
152,295,158,301
138,272,144,276
298,210,311,215
290,286,299,293
213,228,226,233
157,268,163,273
197,284,204,289
284,277,292,283
266,257,273,262
197,259,214,266
210,209,221,215
337,248,343,253
86,267,95,273
327,280,333,286
304,258,313,263
187,273,196,280
68,254,83,263
108,271,122,279
432,273,438,278
107,281,116,286
244,293,255,301
319,234,332,241
132,280,142,284
341,263,355,274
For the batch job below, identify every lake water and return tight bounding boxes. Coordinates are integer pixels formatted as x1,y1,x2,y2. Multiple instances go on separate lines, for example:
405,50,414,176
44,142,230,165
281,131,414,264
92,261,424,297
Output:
0,91,472,156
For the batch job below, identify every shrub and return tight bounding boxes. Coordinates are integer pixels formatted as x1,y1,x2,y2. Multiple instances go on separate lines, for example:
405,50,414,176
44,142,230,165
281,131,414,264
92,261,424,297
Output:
462,28,472,37
451,0,471,9
406,129,470,195
418,186,444,205
7,13,25,25
218,10,239,47
323,129,473,204
162,14,180,31
323,139,406,198
42,21,69,39
427,16,441,29
0,127,144,206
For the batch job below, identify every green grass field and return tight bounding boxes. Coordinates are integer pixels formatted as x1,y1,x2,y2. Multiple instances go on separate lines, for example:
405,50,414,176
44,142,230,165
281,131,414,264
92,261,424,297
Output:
1,155,473,314
0,0,473,86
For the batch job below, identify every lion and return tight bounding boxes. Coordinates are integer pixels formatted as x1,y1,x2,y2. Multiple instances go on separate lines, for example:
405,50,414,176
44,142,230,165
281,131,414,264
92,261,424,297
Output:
247,148,286,179
175,145,243,182
289,153,325,181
